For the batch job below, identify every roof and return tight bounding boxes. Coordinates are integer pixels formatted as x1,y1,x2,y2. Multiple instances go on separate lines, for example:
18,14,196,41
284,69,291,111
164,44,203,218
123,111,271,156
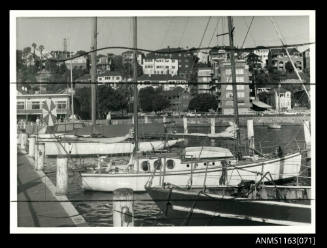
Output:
146,47,194,59
98,71,123,77
252,100,272,109
75,74,91,81
268,87,291,94
269,48,300,56
137,74,187,81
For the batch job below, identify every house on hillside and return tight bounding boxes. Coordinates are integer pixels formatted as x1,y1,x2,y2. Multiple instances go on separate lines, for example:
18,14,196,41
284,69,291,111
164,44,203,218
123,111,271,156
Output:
137,74,188,91
266,87,292,111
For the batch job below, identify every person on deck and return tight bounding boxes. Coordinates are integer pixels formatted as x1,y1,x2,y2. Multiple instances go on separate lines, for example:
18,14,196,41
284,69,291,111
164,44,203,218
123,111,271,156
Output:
106,111,112,125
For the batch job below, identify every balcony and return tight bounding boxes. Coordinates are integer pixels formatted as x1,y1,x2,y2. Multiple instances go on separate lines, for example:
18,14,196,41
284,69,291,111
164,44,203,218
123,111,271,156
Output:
17,108,69,115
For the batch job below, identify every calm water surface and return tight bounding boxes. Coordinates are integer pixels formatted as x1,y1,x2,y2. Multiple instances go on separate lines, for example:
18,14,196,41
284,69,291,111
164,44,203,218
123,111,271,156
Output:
44,125,306,226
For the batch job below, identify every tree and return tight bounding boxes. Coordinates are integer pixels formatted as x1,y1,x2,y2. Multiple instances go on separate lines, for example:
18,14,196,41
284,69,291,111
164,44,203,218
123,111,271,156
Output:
285,61,294,73
138,87,169,113
38,45,44,69
75,87,91,119
32,43,37,58
188,93,218,112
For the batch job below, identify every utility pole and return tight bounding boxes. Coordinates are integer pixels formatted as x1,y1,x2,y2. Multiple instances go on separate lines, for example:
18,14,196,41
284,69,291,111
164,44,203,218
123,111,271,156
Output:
228,16,241,150
90,17,97,133
133,17,139,153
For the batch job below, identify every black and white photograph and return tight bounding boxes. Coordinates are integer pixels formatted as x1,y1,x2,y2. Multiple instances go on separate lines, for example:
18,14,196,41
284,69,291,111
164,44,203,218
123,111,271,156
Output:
10,10,315,234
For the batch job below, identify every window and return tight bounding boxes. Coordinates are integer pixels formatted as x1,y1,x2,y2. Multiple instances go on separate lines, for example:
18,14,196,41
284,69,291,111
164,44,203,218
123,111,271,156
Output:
105,76,109,80
225,100,233,106
237,85,244,90
226,85,233,90
225,69,231,75
237,92,245,98
17,102,24,110
32,101,40,110
116,76,120,80
236,68,244,74
185,65,189,68
226,92,233,98
56,101,67,110
167,159,175,169
154,159,162,170
236,76,244,82
141,161,150,171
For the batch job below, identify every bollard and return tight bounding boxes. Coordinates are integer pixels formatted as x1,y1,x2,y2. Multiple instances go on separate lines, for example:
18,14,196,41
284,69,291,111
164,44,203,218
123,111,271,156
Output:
20,133,28,152
35,143,45,171
210,118,215,135
113,188,134,227
56,155,68,195
163,116,166,124
183,117,188,134
28,137,36,157
247,119,255,156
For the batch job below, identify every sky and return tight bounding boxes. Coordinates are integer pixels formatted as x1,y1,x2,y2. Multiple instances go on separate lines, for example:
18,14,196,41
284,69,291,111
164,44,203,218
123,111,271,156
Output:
16,15,311,55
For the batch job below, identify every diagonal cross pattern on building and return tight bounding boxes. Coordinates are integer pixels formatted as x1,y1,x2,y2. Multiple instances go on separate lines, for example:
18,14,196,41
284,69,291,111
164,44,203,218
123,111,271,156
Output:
42,99,57,126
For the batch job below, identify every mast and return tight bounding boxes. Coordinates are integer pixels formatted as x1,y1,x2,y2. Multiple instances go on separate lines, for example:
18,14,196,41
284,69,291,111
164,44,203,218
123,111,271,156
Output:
70,41,74,118
133,17,139,153
90,17,97,133
227,16,241,148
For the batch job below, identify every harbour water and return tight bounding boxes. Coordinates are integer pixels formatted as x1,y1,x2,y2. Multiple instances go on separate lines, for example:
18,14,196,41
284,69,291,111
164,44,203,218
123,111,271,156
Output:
43,124,307,226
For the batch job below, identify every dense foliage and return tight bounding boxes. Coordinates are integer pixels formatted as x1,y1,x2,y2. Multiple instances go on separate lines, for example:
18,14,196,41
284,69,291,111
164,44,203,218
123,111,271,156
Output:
138,87,170,112
188,93,218,112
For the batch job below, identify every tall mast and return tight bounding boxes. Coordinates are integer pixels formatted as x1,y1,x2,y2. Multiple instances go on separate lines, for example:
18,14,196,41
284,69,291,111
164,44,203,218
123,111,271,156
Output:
227,16,241,148
133,17,139,152
90,17,97,133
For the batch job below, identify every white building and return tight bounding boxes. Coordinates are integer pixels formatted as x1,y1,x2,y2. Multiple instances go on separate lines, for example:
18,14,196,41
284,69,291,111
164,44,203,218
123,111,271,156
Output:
254,49,269,68
97,71,123,89
267,88,292,111
142,58,178,76
16,91,71,121
137,74,188,91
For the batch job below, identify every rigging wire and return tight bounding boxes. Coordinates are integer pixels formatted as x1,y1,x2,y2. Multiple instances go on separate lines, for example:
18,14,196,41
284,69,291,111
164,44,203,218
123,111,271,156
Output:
240,17,255,48
208,17,221,47
198,17,212,49
241,16,257,47
178,17,189,48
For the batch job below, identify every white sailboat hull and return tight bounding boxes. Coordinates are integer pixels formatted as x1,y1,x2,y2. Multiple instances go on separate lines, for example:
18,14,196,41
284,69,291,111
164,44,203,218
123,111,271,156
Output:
81,152,302,192
42,138,184,156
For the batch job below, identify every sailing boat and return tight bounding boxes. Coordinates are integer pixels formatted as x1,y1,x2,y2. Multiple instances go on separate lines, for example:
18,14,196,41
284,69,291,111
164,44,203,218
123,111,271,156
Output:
145,16,311,225
81,16,303,193
34,17,183,156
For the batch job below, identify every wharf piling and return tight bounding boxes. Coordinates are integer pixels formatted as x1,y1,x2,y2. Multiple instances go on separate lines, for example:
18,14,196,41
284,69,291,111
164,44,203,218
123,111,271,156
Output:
247,119,255,156
35,142,45,171
56,155,69,195
20,132,28,152
183,117,188,134
28,136,36,157
113,188,134,227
